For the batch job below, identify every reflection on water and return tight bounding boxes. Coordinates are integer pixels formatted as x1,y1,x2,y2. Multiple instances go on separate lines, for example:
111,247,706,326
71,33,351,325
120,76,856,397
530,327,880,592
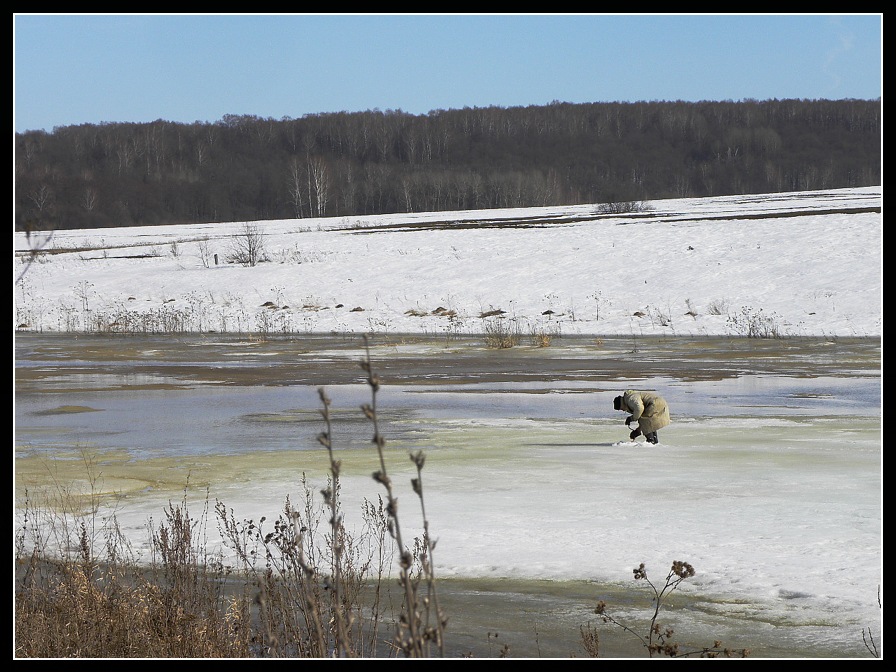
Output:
14,333,882,658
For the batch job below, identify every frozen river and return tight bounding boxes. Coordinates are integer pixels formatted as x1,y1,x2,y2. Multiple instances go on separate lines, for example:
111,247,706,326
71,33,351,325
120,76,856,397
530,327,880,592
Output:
14,333,882,658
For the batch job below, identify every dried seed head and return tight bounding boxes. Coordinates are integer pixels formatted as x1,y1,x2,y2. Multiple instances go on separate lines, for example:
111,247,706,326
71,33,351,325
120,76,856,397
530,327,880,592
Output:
411,450,426,469
672,560,696,578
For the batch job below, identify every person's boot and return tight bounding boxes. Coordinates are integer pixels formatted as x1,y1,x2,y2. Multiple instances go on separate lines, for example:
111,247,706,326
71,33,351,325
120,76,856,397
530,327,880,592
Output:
646,432,658,444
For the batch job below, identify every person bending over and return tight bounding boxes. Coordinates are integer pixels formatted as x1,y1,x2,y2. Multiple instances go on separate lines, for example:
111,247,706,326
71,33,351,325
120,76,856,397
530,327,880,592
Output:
613,390,670,445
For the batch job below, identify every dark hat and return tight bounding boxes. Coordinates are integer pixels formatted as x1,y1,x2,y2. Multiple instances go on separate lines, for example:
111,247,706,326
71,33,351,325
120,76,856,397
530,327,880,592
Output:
613,395,623,411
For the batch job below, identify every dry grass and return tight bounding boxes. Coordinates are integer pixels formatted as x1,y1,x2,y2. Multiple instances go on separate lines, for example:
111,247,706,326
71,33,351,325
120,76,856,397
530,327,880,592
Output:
14,336,444,659
483,317,521,348
15,493,253,658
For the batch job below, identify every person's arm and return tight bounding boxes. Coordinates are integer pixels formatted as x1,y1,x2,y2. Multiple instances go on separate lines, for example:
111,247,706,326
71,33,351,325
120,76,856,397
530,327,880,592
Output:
625,394,645,423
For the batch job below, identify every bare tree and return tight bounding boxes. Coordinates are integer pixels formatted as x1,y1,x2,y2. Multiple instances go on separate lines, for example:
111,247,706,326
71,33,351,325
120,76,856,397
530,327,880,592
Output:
287,157,306,218
81,187,99,212
308,155,330,217
226,222,266,267
197,236,213,268
28,184,53,214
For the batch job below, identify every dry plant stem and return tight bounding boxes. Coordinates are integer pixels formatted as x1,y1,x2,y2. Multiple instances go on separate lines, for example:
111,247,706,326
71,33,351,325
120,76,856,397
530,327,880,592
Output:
637,561,694,657
410,450,447,655
593,561,749,658
361,334,424,656
317,387,354,657
861,585,881,658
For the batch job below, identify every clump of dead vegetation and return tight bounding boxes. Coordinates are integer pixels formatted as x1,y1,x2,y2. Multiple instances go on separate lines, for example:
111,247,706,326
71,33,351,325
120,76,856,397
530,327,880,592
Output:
15,336,444,658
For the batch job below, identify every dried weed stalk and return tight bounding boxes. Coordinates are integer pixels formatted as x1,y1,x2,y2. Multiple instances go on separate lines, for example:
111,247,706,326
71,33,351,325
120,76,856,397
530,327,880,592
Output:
361,334,447,656
589,560,750,658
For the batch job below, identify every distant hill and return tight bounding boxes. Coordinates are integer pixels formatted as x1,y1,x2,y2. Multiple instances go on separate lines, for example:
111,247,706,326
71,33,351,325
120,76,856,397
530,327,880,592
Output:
14,98,881,231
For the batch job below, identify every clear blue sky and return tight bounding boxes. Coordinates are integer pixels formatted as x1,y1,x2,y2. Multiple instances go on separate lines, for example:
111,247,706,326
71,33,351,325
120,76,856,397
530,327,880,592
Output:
13,13,882,134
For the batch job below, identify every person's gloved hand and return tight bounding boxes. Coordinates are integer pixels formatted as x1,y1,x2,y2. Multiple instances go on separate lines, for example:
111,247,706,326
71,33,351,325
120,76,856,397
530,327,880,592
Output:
625,416,634,427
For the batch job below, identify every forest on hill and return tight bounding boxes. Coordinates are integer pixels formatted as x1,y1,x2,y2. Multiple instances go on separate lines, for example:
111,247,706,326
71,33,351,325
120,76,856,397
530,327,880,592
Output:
14,98,881,231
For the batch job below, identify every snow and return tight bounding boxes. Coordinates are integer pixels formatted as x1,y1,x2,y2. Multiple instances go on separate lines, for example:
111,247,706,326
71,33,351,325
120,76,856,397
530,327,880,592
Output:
13,186,882,338
13,187,883,657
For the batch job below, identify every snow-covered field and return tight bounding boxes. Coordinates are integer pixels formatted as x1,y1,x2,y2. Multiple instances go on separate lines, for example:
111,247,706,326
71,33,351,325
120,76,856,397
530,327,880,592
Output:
13,187,882,339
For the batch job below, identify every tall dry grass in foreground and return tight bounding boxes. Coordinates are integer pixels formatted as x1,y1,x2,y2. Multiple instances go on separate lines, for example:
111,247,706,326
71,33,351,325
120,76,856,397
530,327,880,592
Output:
14,335,446,658
15,482,253,658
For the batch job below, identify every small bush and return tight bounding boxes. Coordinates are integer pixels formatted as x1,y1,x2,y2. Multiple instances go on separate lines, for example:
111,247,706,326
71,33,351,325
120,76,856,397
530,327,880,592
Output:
726,306,784,338
596,201,652,214
529,322,560,347
483,317,521,348
226,223,267,267
706,299,728,316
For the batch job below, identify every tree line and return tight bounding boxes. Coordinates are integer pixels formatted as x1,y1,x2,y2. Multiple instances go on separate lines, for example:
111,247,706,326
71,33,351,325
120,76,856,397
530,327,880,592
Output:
14,98,881,231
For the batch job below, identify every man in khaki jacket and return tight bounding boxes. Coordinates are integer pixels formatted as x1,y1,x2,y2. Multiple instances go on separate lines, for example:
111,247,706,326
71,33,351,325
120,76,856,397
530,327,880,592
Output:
613,390,670,445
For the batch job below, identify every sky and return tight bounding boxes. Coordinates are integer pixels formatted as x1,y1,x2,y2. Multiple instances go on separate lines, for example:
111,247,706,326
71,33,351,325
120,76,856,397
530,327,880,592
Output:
12,13,882,135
